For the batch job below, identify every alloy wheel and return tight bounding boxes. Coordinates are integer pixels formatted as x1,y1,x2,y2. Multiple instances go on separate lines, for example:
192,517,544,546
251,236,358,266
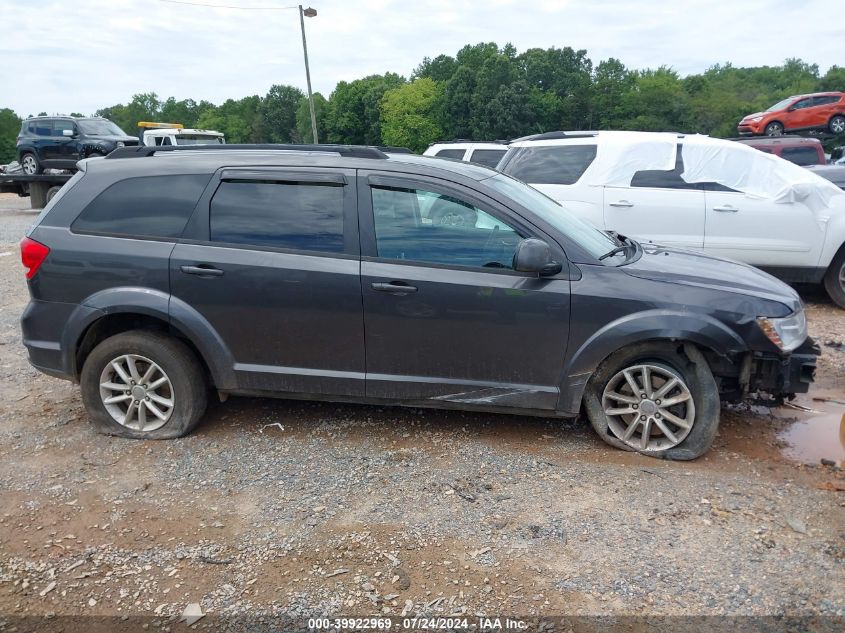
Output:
22,155,37,175
831,117,845,135
601,363,695,452
99,354,174,432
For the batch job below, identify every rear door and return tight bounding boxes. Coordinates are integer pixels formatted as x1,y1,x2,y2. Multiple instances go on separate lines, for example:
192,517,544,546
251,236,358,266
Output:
602,150,705,249
358,171,570,410
170,167,366,396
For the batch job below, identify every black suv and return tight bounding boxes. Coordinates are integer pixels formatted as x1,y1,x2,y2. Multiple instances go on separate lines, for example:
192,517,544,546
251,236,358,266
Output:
19,145,818,460
16,116,139,175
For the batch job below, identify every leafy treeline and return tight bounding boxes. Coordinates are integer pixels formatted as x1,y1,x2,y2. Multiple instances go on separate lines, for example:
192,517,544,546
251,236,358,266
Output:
2,43,844,162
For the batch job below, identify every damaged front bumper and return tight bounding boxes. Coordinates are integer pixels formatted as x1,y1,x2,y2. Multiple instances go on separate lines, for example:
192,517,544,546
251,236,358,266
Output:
744,337,819,398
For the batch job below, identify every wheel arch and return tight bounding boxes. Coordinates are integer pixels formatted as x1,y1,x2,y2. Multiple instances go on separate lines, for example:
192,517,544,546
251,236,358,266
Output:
557,310,746,414
67,287,236,389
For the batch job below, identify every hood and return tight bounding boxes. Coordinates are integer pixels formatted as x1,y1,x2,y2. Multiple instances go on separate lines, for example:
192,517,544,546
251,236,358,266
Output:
623,243,801,314
740,111,767,121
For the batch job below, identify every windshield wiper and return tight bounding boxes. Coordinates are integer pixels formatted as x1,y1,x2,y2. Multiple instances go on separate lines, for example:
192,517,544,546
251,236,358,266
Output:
598,245,628,261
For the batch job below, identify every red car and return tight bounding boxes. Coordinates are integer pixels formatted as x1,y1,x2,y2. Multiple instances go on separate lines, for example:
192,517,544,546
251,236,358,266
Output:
737,92,845,136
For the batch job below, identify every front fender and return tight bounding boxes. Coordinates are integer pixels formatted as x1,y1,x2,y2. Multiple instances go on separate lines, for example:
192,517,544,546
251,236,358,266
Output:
78,287,236,389
558,309,747,414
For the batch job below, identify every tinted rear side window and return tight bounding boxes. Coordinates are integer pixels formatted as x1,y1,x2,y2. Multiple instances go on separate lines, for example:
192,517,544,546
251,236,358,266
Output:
209,180,344,253
501,145,597,184
780,146,821,166
72,174,209,238
435,149,466,159
469,149,506,168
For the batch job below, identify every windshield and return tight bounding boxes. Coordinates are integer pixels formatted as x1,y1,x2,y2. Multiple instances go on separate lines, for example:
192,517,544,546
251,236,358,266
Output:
767,97,795,112
176,136,224,145
77,119,128,136
485,173,622,261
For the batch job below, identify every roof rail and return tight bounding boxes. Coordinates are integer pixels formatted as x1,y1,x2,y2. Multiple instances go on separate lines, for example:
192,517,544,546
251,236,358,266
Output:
106,144,389,160
511,131,599,142
376,145,414,154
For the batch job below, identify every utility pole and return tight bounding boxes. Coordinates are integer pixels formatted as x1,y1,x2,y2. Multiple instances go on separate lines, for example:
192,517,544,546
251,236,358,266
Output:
299,5,319,144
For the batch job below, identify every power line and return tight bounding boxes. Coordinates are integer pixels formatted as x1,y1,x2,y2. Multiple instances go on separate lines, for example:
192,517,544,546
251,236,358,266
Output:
158,0,299,10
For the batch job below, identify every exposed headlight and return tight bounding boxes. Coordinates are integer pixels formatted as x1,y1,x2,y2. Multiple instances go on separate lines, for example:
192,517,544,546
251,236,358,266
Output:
116,141,125,148
757,310,807,352
751,116,763,123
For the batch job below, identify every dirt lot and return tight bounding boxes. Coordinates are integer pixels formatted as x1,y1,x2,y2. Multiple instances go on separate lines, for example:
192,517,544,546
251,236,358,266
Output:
0,192,843,631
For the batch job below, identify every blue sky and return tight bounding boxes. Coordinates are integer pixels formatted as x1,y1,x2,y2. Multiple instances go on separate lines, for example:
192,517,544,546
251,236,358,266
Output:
0,0,840,116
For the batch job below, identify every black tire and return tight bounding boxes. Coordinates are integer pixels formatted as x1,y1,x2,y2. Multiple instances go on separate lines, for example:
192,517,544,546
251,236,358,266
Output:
431,208,478,227
764,121,784,136
86,150,105,159
80,330,207,439
20,151,41,175
829,115,845,136
45,185,62,204
583,342,719,460
823,247,845,309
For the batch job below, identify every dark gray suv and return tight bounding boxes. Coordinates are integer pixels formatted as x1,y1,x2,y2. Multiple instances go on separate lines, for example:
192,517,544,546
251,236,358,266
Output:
19,145,818,460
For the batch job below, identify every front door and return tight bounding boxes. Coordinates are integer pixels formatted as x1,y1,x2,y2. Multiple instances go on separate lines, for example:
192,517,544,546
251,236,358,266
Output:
702,184,824,269
170,167,366,396
358,172,570,411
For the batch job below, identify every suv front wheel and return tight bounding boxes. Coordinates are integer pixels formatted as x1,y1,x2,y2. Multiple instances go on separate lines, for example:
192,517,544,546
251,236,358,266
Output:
80,330,207,439
583,342,719,460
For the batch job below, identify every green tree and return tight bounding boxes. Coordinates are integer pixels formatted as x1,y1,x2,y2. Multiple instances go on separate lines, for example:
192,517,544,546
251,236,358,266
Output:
261,84,305,143
380,78,443,152
325,73,405,144
0,108,21,163
295,93,327,143
592,58,635,128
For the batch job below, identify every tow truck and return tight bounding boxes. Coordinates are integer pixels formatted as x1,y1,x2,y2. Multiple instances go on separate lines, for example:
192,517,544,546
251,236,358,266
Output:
0,121,226,208
137,121,225,146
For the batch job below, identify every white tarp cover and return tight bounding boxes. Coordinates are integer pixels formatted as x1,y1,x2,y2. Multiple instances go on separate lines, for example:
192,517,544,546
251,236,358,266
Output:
582,131,845,215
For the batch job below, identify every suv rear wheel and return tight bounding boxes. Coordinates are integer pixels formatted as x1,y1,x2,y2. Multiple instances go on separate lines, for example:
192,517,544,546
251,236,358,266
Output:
830,115,845,136
21,152,41,175
80,330,207,439
583,342,719,460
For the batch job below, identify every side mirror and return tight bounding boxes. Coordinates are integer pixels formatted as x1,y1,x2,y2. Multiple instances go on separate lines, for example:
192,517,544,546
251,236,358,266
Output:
513,238,563,277
62,129,75,137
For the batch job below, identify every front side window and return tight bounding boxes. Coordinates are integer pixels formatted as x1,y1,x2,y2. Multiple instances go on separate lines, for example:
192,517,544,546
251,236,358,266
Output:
501,145,597,185
210,180,344,253
371,186,522,270
72,174,210,238
52,120,76,136
469,149,506,168
631,149,698,190
790,98,812,110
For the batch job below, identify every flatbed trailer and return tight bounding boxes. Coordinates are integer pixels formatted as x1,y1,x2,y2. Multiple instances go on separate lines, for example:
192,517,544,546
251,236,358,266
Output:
0,173,74,209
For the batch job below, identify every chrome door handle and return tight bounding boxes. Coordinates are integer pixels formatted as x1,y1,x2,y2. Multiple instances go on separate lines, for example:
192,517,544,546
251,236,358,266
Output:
371,281,418,295
713,205,738,213
609,200,633,207
181,264,224,277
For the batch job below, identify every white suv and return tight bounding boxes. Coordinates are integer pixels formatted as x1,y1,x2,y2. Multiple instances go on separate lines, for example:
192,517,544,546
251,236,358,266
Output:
498,131,845,307
423,141,507,168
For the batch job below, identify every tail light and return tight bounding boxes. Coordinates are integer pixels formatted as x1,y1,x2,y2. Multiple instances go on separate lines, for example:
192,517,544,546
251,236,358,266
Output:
20,237,50,280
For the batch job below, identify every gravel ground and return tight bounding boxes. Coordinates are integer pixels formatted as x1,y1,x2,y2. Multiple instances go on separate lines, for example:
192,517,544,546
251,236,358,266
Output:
0,192,843,632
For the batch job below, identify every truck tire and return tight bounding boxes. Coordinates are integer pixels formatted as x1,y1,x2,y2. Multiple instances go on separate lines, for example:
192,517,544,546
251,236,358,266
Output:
583,342,719,460
80,330,208,439
45,185,63,205
29,182,48,209
823,247,845,309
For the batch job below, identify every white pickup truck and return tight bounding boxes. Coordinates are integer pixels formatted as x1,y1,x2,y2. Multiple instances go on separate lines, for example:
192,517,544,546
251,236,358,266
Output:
138,121,225,147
